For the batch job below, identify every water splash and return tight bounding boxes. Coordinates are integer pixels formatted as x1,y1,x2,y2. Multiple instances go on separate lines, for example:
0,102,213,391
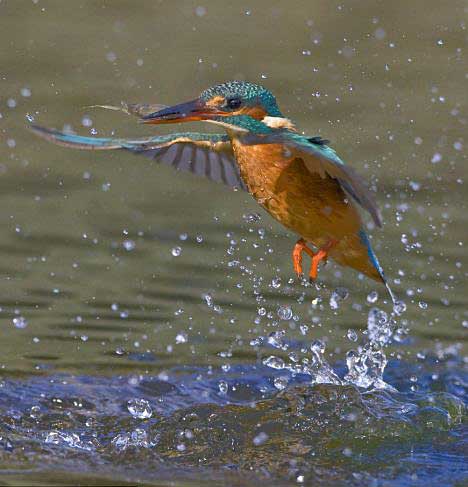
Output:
263,340,342,386
344,345,394,390
127,398,153,419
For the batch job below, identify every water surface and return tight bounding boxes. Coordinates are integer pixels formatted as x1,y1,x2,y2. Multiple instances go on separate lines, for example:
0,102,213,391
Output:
0,1,466,485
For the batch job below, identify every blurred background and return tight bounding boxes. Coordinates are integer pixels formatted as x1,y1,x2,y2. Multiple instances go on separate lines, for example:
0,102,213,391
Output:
0,1,466,485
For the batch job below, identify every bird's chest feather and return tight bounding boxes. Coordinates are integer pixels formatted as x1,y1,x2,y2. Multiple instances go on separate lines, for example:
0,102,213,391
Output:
232,142,293,203
231,138,359,240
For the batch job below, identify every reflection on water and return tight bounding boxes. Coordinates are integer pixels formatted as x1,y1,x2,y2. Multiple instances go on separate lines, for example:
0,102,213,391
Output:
0,0,466,485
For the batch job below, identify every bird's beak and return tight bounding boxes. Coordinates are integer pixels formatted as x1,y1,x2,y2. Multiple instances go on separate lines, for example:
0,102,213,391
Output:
141,98,226,124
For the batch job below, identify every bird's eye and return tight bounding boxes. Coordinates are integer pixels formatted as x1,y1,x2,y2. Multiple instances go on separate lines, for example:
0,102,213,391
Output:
226,97,242,109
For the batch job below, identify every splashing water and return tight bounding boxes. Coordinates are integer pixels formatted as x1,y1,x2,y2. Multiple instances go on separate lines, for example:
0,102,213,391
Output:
233,215,409,392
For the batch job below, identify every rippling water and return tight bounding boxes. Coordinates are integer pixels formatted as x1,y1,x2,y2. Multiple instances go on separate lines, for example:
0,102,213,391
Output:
1,1,466,485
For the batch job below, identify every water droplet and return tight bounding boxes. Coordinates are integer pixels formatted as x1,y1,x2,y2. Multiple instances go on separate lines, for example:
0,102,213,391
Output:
252,431,269,445
431,152,442,164
218,380,228,394
243,212,262,225
329,287,349,309
171,246,182,257
418,301,428,309
20,87,31,97
347,329,358,342
12,316,28,329
367,308,392,345
436,39,444,46
311,339,325,355
127,398,152,419
299,324,309,335
175,332,188,344
267,330,287,350
453,141,463,151
203,293,213,307
122,239,135,251
262,355,285,370
271,277,281,288
367,291,379,304
393,299,407,316
81,116,92,127
277,305,292,321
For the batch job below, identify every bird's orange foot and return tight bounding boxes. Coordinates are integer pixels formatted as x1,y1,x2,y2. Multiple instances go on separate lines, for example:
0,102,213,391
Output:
308,239,338,282
292,238,314,278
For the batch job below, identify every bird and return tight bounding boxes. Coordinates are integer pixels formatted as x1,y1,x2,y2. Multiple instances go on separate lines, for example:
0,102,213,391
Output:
29,80,395,303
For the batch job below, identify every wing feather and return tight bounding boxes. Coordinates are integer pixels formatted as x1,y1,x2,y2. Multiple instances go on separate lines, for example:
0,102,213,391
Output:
282,133,382,226
29,124,246,191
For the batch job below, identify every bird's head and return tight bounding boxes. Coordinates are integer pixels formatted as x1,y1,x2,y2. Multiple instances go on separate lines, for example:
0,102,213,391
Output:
142,81,293,132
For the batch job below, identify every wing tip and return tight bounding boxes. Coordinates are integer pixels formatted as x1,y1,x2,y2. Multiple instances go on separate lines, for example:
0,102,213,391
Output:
28,123,121,150
28,123,64,144
374,208,383,228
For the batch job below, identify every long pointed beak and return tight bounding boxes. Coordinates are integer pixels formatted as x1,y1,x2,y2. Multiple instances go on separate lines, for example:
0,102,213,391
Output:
141,98,220,124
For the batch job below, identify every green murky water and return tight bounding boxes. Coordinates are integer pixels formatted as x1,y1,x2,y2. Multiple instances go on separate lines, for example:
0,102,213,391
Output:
0,1,466,485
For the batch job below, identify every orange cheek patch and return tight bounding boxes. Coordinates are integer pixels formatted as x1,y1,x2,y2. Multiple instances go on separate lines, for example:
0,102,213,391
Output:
235,106,267,120
205,96,226,108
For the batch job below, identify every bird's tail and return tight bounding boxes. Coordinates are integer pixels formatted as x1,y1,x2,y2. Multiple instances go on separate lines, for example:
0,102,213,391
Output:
358,229,396,305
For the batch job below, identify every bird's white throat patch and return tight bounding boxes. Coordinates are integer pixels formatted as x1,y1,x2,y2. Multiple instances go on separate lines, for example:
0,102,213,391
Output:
262,116,296,130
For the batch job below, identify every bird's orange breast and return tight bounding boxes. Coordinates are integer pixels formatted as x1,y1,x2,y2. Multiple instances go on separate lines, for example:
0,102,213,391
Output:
231,140,362,242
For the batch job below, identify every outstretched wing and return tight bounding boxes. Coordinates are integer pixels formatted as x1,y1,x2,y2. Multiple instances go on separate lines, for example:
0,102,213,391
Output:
29,125,247,190
282,132,382,227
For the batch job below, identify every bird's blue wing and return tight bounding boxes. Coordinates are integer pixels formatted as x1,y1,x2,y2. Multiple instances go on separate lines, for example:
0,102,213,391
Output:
29,125,246,190
283,132,382,227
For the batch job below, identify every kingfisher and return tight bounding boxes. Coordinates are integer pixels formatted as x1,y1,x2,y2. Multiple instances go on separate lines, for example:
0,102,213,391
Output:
30,80,395,302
